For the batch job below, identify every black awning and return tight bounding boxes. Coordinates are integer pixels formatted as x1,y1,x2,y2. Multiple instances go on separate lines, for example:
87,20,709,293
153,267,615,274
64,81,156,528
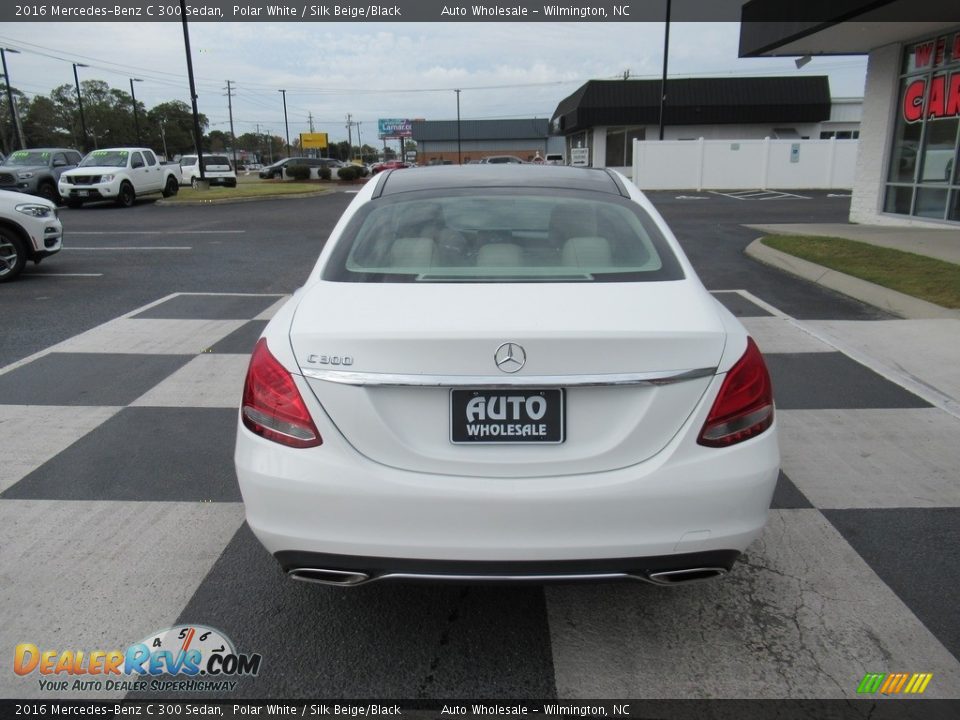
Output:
551,76,832,133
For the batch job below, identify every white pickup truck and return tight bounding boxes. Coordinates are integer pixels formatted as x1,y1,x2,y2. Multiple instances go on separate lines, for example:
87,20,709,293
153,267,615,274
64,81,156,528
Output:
58,147,181,208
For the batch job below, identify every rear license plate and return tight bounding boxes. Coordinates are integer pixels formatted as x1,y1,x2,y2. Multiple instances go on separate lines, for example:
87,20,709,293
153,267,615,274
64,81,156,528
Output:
450,389,565,444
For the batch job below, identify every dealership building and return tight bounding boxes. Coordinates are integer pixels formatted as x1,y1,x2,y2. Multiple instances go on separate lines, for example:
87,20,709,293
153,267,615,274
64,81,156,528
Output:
550,76,861,172
410,119,564,164
740,2,960,225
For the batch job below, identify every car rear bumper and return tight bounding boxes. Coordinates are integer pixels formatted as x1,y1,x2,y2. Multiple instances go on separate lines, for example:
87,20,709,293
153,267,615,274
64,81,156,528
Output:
274,548,742,587
235,393,780,568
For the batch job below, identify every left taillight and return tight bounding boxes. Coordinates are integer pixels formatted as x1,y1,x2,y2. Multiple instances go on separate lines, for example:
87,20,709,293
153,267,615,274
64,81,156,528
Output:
241,338,322,448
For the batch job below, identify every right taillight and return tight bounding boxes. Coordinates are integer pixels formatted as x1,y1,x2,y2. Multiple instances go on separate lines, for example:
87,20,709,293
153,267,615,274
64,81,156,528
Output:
241,338,322,449
698,337,774,448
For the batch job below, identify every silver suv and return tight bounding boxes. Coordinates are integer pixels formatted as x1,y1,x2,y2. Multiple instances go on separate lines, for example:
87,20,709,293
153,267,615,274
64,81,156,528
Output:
0,148,82,203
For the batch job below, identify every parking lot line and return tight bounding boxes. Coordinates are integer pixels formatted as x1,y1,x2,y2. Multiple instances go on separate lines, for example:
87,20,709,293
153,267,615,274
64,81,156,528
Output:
32,273,103,277
65,247,193,251
0,292,284,379
718,289,958,419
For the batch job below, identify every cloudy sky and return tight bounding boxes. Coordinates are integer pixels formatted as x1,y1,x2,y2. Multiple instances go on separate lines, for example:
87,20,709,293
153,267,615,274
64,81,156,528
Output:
0,21,869,144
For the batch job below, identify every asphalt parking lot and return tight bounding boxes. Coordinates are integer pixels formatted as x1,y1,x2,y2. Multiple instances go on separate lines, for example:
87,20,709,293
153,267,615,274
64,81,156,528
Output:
1,188,958,702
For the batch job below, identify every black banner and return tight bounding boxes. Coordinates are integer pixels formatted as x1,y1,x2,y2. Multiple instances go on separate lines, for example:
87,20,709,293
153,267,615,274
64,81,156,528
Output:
3,0,960,23
3,700,960,720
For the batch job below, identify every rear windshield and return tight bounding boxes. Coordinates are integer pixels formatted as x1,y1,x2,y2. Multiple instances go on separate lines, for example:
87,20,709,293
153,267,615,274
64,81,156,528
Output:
322,189,684,283
204,156,231,166
80,150,129,168
5,150,51,166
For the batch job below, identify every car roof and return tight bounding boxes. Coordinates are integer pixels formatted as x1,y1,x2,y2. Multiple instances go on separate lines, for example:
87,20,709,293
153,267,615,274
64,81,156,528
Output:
376,165,627,198
14,147,78,153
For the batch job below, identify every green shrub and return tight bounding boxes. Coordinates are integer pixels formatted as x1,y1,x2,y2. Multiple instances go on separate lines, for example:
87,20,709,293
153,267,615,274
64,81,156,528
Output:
286,164,311,181
338,165,360,181
319,166,332,181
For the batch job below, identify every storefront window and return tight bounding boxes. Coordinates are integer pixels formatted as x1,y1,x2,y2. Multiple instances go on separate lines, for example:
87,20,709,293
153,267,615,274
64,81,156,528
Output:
884,29,960,222
605,127,645,167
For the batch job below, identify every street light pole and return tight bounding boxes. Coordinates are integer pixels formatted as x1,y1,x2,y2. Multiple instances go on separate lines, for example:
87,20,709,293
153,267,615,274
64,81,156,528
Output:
279,89,290,157
72,62,89,152
129,78,143,146
657,0,671,141
1,48,24,151
455,89,461,165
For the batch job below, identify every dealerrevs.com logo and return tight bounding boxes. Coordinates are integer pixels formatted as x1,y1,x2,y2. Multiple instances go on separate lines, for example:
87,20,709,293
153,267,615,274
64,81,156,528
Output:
14,625,262,693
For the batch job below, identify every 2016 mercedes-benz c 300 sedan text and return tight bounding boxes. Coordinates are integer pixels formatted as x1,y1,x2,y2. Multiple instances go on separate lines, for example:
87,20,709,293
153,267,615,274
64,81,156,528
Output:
234,165,779,587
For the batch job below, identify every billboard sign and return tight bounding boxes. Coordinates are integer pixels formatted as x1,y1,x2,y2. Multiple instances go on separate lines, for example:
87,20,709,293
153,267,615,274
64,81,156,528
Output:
378,118,413,139
300,132,328,149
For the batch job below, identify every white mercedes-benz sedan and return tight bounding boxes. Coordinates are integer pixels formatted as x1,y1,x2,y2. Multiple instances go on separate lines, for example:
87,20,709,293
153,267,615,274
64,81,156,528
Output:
235,165,779,587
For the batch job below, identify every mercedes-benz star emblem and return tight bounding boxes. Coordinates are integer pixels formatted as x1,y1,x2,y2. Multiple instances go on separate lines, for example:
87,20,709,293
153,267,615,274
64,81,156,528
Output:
494,342,526,374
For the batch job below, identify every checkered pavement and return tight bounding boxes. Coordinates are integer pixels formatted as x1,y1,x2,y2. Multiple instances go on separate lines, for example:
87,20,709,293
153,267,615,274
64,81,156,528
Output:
1,291,958,700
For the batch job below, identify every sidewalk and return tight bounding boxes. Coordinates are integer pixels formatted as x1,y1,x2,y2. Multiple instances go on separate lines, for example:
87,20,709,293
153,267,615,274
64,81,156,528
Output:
742,222,960,414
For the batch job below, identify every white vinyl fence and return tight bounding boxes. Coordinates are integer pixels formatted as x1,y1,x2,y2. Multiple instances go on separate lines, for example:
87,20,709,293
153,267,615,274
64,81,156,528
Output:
631,137,858,191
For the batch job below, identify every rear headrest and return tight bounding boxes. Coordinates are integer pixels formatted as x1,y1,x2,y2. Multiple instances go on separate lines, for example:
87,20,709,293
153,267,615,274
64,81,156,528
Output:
389,237,436,268
562,236,612,267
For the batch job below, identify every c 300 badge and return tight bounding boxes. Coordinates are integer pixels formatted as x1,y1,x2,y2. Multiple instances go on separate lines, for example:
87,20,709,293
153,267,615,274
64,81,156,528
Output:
307,354,353,366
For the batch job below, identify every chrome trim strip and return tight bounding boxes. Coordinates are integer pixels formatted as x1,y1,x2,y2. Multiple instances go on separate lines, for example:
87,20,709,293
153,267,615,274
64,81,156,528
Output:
379,572,641,584
300,366,717,388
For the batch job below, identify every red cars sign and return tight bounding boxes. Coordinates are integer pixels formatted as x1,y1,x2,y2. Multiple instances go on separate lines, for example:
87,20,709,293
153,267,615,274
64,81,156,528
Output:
902,33,960,122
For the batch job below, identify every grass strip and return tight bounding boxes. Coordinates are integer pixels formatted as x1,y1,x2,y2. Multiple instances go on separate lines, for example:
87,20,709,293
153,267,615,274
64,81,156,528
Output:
760,235,960,309
165,182,330,202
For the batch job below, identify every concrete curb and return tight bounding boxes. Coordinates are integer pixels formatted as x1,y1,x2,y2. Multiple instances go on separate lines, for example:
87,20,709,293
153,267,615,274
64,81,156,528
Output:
156,189,333,207
745,238,960,320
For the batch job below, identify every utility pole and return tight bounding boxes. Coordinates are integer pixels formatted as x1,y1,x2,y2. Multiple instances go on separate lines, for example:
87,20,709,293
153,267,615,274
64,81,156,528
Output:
455,89,461,165
307,112,315,157
129,78,143,146
345,113,352,161
355,121,362,162
224,80,238,171
179,0,205,181
278,89,290,157
657,0,671,141
1,48,24,151
159,120,168,160
72,62,89,152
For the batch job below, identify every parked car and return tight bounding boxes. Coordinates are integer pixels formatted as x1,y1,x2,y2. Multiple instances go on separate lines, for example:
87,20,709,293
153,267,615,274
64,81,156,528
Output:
478,155,525,164
59,148,181,208
179,154,238,187
259,157,342,179
370,160,410,174
0,148,83,203
545,153,565,166
234,165,779,588
0,188,62,282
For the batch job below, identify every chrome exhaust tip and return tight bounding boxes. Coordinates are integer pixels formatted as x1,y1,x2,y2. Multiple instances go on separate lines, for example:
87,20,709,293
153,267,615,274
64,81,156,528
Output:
646,567,728,585
287,568,370,587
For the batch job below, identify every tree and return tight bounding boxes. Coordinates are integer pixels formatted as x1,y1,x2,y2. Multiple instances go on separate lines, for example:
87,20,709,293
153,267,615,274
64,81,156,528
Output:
146,100,208,158
21,96,73,147
206,129,228,152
